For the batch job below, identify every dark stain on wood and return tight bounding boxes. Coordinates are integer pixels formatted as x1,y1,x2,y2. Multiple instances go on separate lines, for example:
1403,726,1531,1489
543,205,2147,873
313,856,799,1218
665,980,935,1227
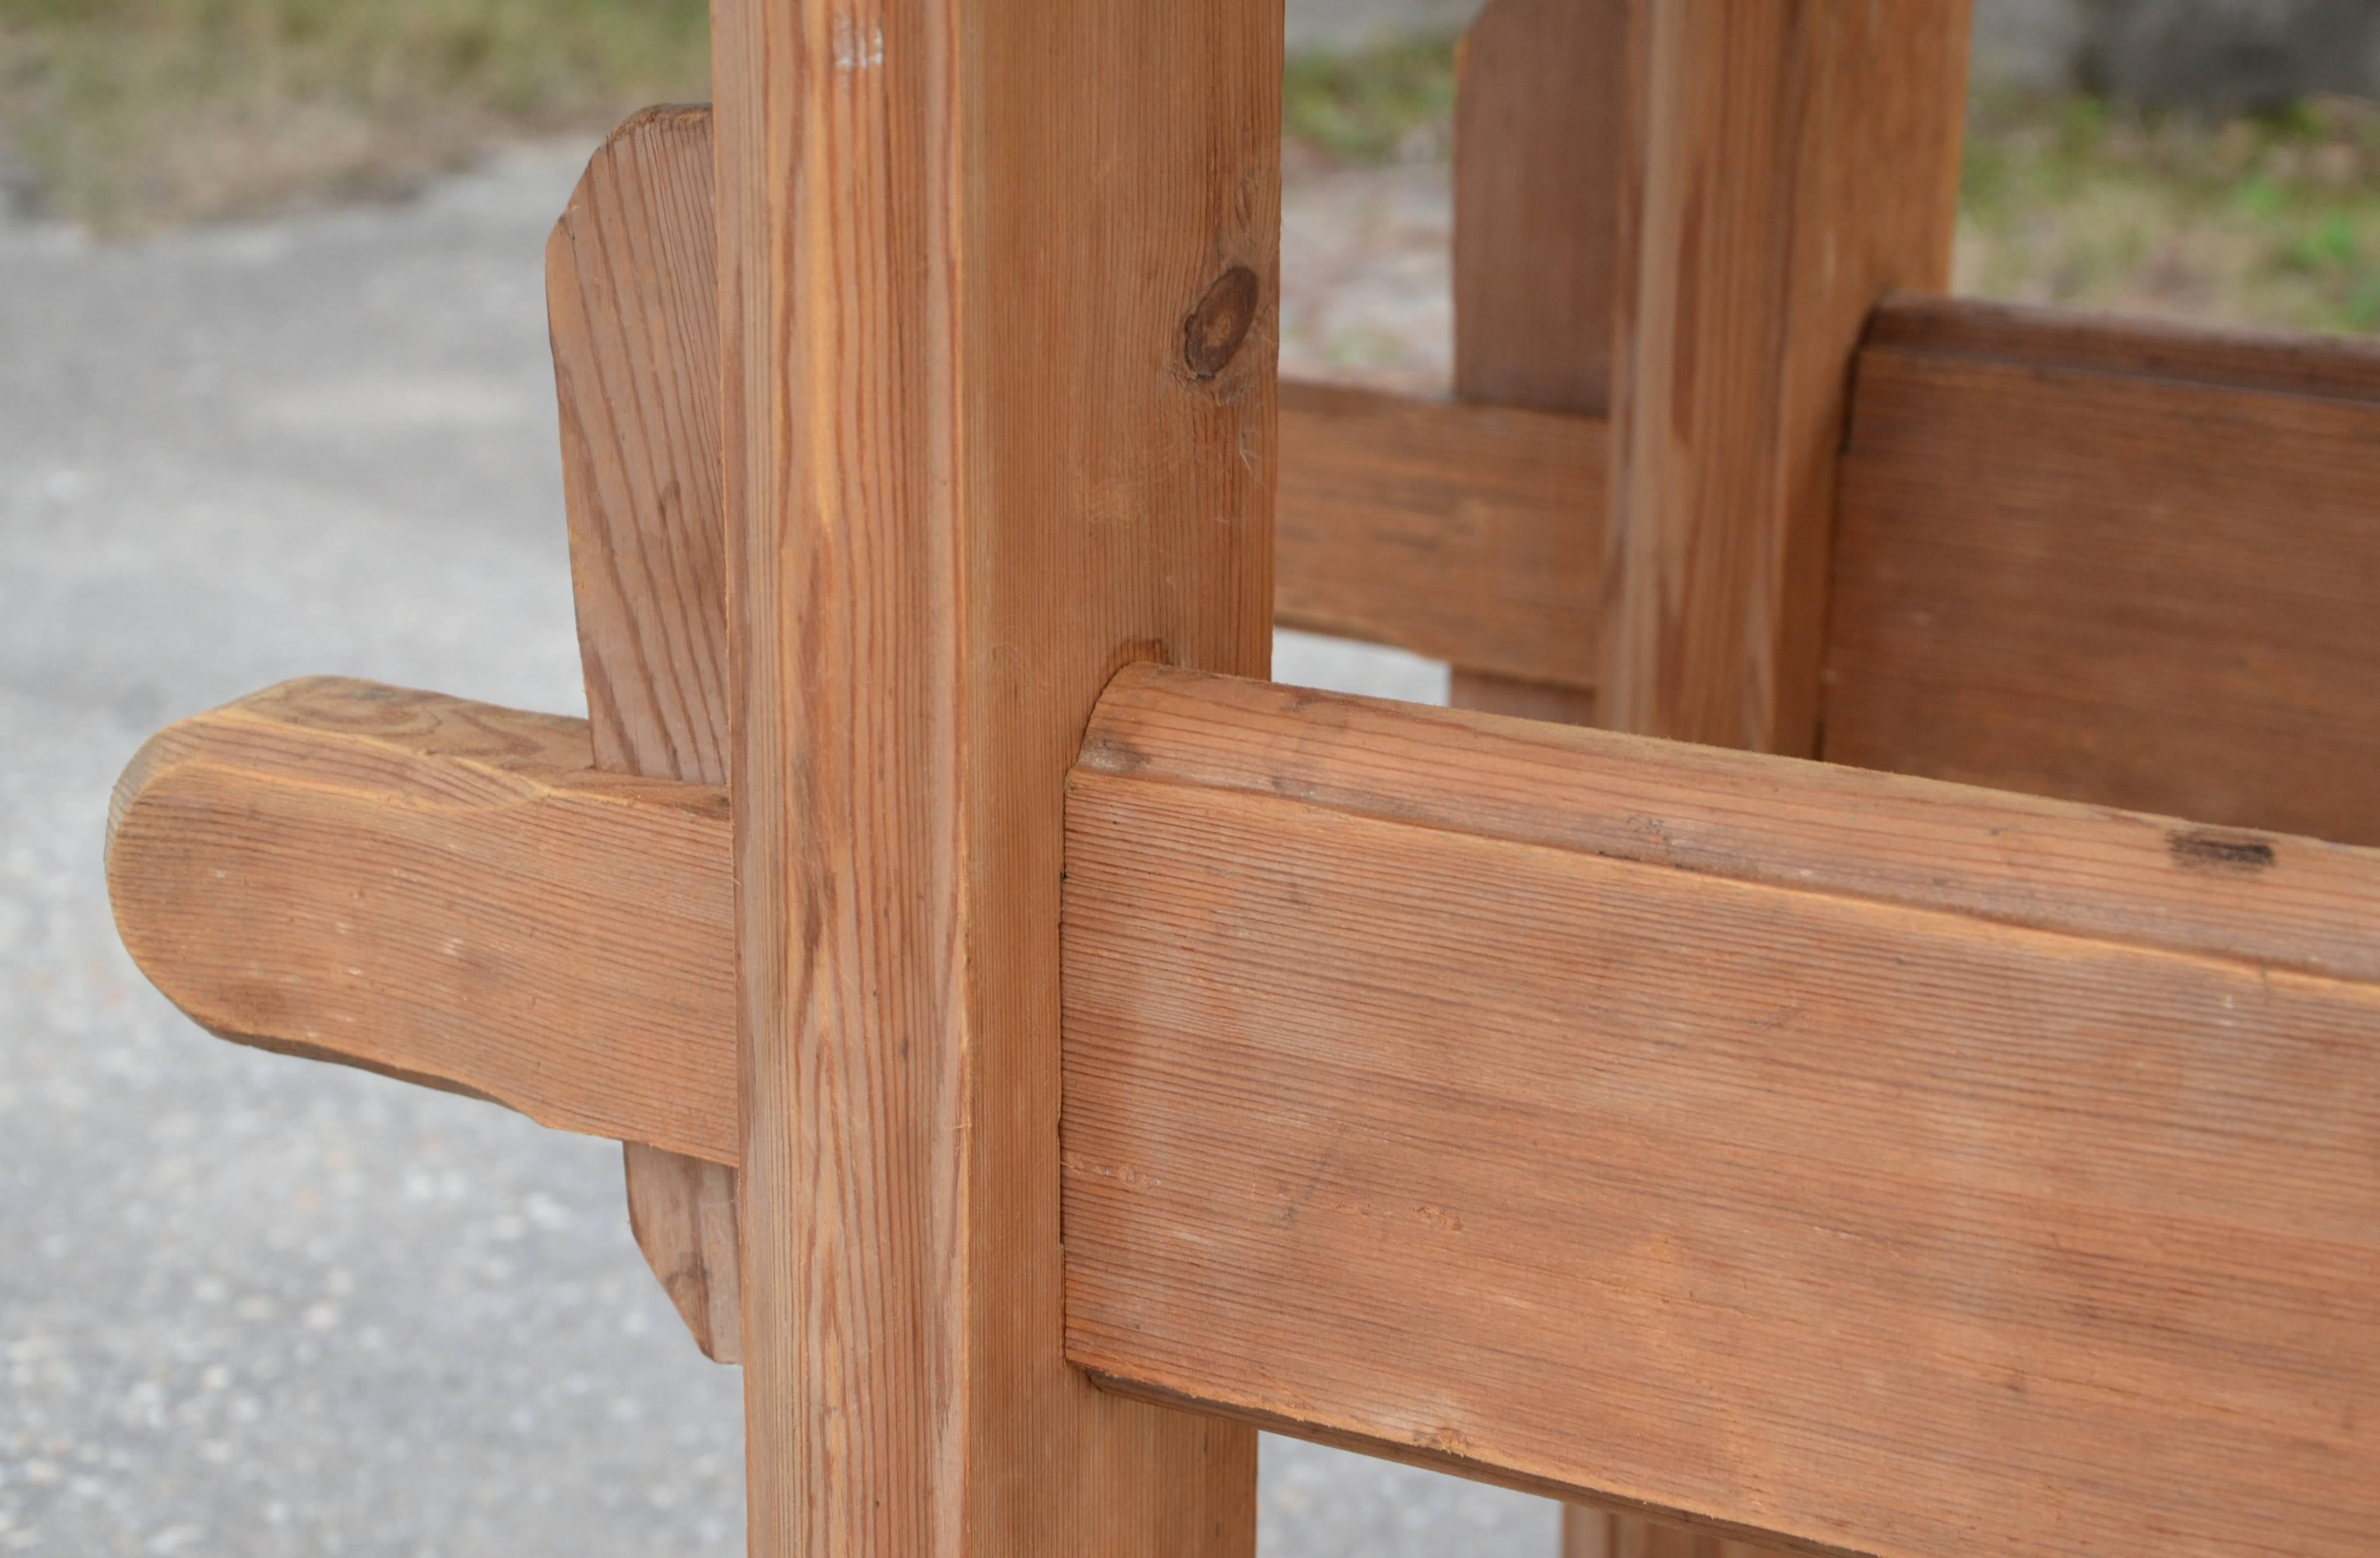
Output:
2170,828,2277,873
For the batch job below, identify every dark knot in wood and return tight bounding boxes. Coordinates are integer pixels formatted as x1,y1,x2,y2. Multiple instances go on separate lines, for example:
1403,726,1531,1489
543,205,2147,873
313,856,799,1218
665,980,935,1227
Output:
1184,265,1260,379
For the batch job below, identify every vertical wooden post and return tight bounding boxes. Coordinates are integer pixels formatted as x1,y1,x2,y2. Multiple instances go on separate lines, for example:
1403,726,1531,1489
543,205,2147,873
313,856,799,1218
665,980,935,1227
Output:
1603,0,1973,755
711,0,1276,1550
1457,1,1971,1549
1445,0,1626,726
1578,8,1968,1542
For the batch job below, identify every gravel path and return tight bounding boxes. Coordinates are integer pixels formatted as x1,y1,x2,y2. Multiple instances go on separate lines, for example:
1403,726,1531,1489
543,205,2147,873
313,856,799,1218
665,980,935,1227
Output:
0,138,1553,1556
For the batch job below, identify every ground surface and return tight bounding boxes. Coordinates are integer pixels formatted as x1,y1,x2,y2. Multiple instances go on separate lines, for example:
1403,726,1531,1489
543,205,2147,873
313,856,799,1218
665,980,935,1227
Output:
0,138,1555,1556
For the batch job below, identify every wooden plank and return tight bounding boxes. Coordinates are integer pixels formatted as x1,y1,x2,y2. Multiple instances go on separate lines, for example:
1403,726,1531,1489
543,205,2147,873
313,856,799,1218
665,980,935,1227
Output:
1444,0,1626,722
1061,664,2380,1558
547,106,742,1363
1603,1,1970,754
549,104,728,785
1826,295,2380,847
109,664,2380,1158
711,0,1273,1546
622,1142,742,1362
1276,379,1602,688
104,679,737,1164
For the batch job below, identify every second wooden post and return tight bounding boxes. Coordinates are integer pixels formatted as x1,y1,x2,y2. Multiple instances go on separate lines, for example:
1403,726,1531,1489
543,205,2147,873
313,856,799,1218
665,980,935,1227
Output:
1451,0,1972,1551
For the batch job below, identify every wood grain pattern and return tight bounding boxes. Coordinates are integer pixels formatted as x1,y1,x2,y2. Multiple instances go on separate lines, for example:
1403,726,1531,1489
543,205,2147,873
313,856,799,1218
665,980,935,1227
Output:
1061,665,2380,1558
105,679,737,1163
1444,0,1626,724
1826,294,2380,847
1276,379,1603,687
548,108,743,1363
1603,1,1970,754
622,1141,742,1362
549,104,727,785
109,664,2380,1160
713,0,1273,1546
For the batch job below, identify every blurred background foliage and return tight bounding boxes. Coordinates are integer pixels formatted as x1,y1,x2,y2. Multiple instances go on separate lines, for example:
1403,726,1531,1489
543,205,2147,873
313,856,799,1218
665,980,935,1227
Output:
0,0,709,231
4,3,2380,335
1960,87,2380,333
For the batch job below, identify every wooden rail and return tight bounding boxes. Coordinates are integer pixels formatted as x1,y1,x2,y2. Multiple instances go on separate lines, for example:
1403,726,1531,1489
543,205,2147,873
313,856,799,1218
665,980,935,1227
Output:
1826,295,2380,846
110,667,2380,1557
1061,665,2380,1558
1276,381,1601,688
104,678,736,1162
1297,295,2380,853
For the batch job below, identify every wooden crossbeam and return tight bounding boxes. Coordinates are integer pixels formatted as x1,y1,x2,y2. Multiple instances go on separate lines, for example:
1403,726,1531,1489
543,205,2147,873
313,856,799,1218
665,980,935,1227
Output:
1310,292,2380,847
112,663,2380,1136
1827,295,2380,847
104,679,736,1162
1062,665,2380,1558
1297,293,2380,850
111,667,2380,1555
1276,380,1601,689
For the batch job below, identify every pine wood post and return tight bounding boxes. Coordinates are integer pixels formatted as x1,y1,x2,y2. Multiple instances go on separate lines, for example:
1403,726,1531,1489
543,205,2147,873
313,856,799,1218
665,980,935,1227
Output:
1583,12,1967,1537
1456,0,1970,1545
1581,5,1969,1537
711,0,1277,1550
1603,0,1973,755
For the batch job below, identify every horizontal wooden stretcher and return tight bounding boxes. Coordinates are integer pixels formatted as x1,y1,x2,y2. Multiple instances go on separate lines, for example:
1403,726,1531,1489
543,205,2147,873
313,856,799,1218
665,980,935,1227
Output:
1284,300,2380,849
108,662,2380,1556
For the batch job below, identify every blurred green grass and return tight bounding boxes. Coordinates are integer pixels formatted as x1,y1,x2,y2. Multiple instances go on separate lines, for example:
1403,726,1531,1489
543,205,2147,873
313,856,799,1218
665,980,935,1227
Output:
1284,38,1455,164
6,12,2380,338
0,0,709,232
1287,40,2380,338
1959,87,2380,334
